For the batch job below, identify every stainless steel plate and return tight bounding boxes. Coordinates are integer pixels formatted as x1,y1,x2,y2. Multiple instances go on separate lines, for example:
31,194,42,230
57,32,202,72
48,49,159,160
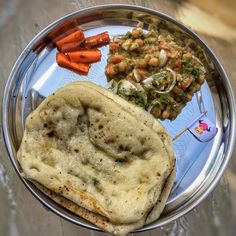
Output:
2,4,236,232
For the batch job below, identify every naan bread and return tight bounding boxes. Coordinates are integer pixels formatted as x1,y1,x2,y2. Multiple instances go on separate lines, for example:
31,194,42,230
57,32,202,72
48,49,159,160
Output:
17,81,175,235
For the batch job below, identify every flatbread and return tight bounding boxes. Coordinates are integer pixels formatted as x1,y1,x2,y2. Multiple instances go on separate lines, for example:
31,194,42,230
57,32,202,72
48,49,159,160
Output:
69,81,175,168
17,81,175,235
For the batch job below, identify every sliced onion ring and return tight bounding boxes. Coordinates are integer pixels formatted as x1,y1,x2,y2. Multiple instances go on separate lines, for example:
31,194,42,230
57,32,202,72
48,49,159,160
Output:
159,49,168,67
133,69,141,82
143,68,176,94
155,68,176,94
117,80,137,96
142,76,154,89
192,55,206,73
147,99,161,113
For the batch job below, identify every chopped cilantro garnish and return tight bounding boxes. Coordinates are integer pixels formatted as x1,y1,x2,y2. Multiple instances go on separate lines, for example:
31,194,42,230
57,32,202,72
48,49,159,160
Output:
182,59,194,75
182,59,191,67
125,91,148,108
153,71,167,79
132,96,146,108
159,95,171,104
192,68,200,79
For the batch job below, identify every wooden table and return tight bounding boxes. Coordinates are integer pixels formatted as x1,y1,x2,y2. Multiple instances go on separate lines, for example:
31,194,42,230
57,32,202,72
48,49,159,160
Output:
0,0,235,235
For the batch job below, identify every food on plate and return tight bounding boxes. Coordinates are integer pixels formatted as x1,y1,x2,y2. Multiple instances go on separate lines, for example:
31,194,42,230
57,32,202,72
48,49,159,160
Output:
56,30,110,75
56,29,85,51
56,53,91,75
84,32,110,48
60,40,83,53
17,81,175,235
68,49,101,63
106,28,206,120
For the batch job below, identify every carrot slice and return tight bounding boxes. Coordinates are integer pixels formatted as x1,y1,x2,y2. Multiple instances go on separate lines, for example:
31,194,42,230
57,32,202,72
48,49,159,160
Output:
84,32,110,48
56,52,90,75
49,26,78,43
56,30,85,48
59,40,83,53
68,49,101,63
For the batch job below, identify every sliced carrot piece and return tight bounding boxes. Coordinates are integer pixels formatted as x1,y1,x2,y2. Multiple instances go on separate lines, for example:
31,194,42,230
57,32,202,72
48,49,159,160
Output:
68,49,101,63
59,40,83,53
56,52,90,75
84,32,110,48
49,26,78,43
56,30,85,48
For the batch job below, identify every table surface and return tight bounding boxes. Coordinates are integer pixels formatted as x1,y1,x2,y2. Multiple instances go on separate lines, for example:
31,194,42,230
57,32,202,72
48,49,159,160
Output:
0,0,236,235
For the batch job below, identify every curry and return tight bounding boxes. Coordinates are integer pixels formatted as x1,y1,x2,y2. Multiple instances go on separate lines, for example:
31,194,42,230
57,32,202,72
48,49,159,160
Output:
105,28,206,120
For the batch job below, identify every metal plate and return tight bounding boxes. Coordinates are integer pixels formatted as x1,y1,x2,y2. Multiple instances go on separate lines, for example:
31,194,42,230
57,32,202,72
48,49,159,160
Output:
2,4,236,233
